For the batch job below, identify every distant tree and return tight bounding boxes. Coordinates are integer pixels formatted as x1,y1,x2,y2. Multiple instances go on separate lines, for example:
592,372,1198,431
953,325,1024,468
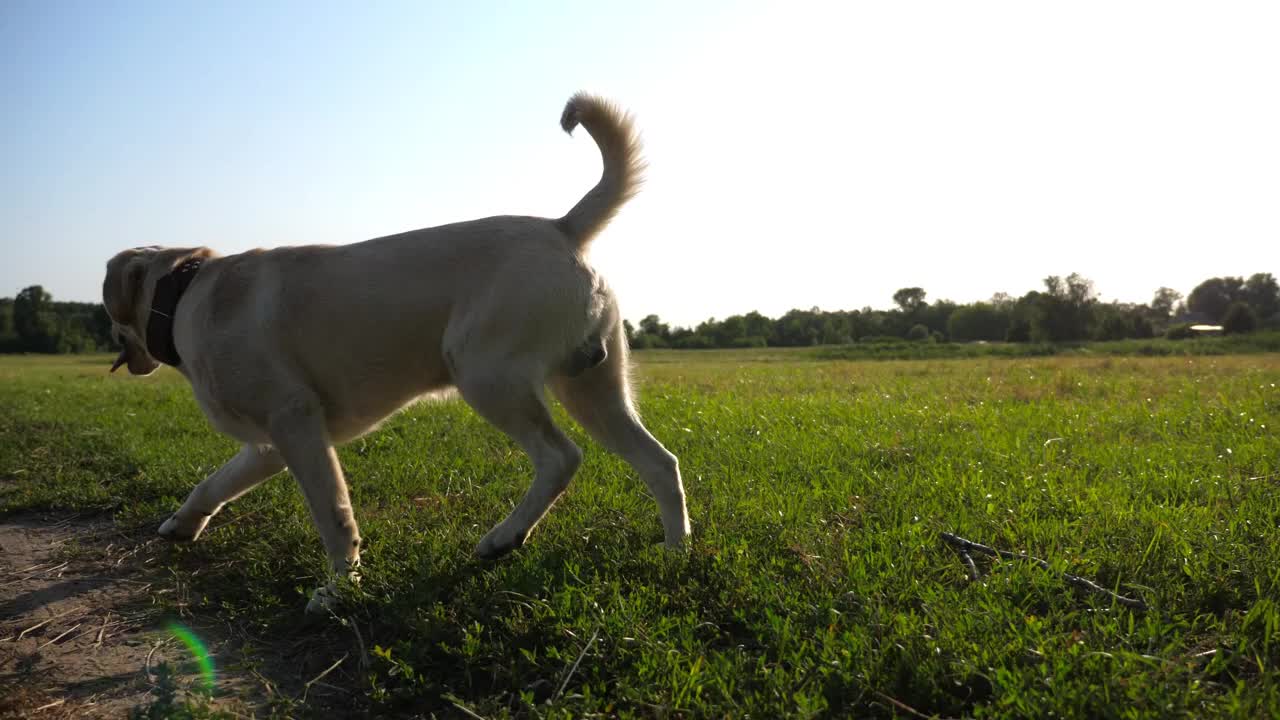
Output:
674,333,714,349
1243,272,1279,321
1003,291,1041,343
772,308,823,346
947,303,1009,342
13,285,58,352
638,314,670,340
1093,302,1155,341
90,305,115,348
0,298,13,338
1222,302,1257,335
0,299,15,352
1063,273,1097,305
1043,275,1065,298
1092,306,1132,341
708,315,747,346
1187,276,1244,322
1150,287,1182,320
918,299,957,338
892,287,927,314
1030,274,1096,342
623,319,636,346
742,311,772,340
631,333,668,349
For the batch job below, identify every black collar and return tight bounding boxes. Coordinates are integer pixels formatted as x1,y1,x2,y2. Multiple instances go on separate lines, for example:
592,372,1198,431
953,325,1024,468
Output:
146,259,202,367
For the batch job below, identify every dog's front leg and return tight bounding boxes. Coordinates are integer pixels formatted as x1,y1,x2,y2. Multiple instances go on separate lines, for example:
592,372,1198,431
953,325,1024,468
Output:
267,401,362,614
159,444,285,542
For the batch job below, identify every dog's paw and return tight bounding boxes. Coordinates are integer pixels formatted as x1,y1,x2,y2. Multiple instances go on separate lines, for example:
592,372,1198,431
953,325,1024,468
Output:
157,513,210,542
475,525,527,561
661,538,691,555
305,583,342,615
304,570,361,615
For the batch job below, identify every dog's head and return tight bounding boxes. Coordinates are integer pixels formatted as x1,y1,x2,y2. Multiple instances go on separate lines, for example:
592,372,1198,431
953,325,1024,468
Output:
101,246,213,376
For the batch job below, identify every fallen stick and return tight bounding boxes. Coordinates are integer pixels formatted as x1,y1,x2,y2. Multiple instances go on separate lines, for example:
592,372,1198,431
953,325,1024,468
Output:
959,551,979,581
554,626,601,702
872,690,959,720
940,532,1148,610
37,623,82,651
95,614,111,646
16,609,78,640
301,653,348,703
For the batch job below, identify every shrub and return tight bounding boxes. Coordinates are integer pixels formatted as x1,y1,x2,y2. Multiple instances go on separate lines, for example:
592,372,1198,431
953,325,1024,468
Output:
674,334,714,349
1006,321,1031,343
1165,323,1195,340
906,324,931,342
1222,302,1257,335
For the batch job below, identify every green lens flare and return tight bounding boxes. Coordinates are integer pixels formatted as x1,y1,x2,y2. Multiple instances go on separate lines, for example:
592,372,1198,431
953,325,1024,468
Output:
166,621,216,691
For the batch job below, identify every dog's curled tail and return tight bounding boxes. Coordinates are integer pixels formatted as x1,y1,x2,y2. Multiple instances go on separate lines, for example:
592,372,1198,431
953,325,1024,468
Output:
557,93,645,250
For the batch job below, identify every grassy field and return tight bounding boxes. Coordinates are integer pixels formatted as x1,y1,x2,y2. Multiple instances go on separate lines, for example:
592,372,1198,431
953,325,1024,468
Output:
2,350,1278,718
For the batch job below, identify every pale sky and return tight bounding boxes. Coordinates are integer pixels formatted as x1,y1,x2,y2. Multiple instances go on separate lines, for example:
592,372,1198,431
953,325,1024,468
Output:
3,1,1277,327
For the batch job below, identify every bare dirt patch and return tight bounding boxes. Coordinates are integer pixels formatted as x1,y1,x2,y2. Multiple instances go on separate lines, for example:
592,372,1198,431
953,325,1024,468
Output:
0,514,268,718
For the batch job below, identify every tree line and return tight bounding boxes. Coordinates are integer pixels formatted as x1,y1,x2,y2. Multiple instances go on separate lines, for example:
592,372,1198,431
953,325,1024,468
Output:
0,286,114,353
0,272,1276,354
624,272,1279,349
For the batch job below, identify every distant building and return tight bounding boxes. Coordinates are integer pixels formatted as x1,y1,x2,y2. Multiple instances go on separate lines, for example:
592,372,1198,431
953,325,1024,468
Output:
1188,324,1223,336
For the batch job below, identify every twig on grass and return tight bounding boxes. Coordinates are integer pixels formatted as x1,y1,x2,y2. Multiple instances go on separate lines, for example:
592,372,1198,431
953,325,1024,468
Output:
95,613,112,647
59,621,115,649
348,617,370,670
36,622,82,650
872,689,958,720
940,532,1148,610
143,637,174,679
301,652,348,703
554,626,601,702
0,561,71,588
15,608,77,640
444,695,489,720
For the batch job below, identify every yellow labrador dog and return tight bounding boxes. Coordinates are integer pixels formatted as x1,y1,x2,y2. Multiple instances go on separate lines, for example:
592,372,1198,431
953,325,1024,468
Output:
101,94,690,613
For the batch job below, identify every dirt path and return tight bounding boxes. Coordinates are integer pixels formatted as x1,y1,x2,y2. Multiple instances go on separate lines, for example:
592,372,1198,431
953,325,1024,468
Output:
0,514,265,718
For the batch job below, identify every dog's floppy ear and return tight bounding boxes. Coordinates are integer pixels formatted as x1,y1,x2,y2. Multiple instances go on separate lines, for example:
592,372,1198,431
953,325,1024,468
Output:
102,251,150,326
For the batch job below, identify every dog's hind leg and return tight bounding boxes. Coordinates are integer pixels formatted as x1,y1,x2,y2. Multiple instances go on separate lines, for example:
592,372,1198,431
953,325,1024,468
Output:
267,398,362,613
158,444,285,542
455,369,583,560
550,331,690,548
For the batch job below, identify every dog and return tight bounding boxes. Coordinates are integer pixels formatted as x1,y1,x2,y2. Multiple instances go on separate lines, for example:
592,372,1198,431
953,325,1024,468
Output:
100,93,691,613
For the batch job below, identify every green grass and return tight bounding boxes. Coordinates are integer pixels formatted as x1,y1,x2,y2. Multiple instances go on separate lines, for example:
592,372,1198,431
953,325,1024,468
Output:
2,351,1278,718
